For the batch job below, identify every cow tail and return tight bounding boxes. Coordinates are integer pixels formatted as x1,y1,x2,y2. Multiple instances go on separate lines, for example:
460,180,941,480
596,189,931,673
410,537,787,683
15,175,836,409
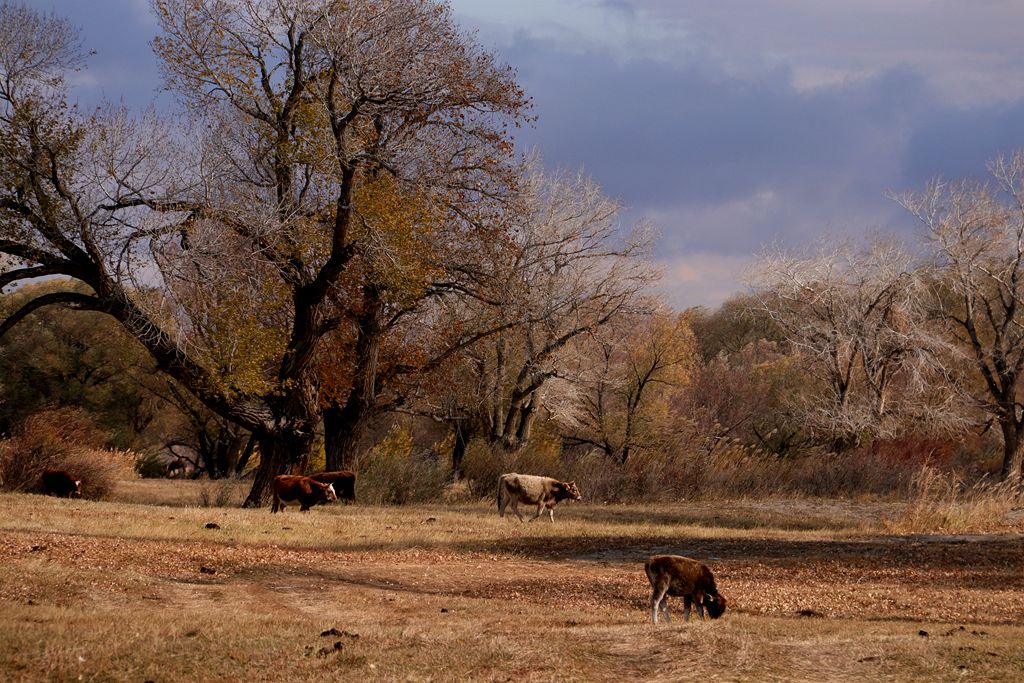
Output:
497,477,504,510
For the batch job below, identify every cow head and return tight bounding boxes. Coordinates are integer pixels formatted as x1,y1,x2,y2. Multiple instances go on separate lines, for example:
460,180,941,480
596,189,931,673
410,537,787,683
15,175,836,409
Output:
71,480,82,497
704,593,727,619
560,480,582,502
323,483,338,503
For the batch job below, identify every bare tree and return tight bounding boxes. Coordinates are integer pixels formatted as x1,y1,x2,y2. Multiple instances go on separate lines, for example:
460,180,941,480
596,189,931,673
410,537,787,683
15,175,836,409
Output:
894,150,1024,480
751,238,939,450
0,1,527,505
406,164,658,475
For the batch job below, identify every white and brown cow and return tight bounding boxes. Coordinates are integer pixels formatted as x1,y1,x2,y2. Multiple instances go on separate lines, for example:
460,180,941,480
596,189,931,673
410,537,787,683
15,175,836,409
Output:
497,473,581,522
309,470,356,503
270,475,337,513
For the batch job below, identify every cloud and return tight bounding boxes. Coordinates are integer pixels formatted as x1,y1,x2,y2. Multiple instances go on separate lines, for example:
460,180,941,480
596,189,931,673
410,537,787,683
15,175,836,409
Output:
33,0,1024,309
42,0,165,109
451,1,1024,307
657,252,757,309
565,0,1024,107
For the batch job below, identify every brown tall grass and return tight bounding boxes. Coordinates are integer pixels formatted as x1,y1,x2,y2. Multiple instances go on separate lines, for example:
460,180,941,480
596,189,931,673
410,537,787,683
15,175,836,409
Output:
885,466,1024,533
0,408,131,498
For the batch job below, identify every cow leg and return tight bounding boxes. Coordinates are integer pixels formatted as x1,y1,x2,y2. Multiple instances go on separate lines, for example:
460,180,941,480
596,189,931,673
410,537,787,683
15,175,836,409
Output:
511,500,525,522
695,593,706,621
683,595,692,622
651,585,670,624
548,506,555,522
529,503,544,521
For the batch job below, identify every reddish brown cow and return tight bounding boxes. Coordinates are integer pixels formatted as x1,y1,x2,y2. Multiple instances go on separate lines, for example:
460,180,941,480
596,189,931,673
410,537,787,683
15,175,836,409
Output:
270,475,337,513
40,469,82,498
309,470,356,503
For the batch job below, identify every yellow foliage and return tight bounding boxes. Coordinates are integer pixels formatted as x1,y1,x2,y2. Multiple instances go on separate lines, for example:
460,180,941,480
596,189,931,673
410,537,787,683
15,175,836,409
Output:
195,277,290,397
353,173,444,305
363,423,415,464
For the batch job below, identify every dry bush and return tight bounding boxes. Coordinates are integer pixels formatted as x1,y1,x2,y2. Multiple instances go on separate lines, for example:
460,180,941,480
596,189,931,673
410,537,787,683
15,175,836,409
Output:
440,479,475,504
197,478,247,507
0,408,123,498
357,426,449,504
559,439,960,503
61,448,136,500
134,450,169,479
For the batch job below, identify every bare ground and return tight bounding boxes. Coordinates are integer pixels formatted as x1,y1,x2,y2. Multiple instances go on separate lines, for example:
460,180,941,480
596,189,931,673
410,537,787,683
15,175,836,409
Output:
1,488,1022,681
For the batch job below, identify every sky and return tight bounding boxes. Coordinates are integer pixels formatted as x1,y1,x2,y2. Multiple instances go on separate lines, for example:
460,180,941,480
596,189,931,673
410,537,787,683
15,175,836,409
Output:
32,0,1024,308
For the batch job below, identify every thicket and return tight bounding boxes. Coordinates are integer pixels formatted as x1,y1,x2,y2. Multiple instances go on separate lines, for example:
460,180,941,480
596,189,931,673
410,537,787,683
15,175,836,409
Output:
0,408,133,499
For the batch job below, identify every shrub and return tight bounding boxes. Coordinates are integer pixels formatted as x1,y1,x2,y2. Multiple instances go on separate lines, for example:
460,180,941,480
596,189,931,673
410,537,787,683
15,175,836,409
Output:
61,448,135,500
357,425,449,504
134,450,169,479
554,438,967,503
197,479,247,507
0,408,123,499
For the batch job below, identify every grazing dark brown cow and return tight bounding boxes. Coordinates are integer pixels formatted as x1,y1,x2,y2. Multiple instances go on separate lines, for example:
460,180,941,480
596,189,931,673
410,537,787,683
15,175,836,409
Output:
270,475,337,513
309,470,356,503
40,469,82,498
166,458,187,478
645,555,727,624
497,473,581,522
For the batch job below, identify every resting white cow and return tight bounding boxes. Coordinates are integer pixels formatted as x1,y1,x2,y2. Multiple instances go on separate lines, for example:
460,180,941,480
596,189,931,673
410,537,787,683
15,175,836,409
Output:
497,472,582,522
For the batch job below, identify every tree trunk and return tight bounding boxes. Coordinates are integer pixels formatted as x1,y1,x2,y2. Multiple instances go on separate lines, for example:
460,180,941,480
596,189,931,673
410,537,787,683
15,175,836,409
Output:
490,336,506,440
451,421,473,480
514,391,539,445
323,402,370,471
998,417,1024,481
323,285,384,471
323,406,343,472
242,431,314,507
234,433,257,475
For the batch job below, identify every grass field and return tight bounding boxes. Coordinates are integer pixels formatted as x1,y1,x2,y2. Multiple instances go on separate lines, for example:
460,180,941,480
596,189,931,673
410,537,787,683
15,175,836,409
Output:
1,479,1022,681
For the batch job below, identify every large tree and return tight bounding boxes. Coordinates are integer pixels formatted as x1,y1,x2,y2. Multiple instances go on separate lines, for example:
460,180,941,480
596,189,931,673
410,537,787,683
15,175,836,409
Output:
0,0,527,505
895,150,1024,480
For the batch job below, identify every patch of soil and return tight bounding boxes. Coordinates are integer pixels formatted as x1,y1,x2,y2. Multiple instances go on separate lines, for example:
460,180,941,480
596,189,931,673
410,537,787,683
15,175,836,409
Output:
2,528,1022,625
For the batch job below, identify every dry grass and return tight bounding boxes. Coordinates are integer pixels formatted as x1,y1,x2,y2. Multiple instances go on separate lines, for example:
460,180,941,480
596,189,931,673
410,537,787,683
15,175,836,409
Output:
1,482,1022,682
884,466,1024,534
